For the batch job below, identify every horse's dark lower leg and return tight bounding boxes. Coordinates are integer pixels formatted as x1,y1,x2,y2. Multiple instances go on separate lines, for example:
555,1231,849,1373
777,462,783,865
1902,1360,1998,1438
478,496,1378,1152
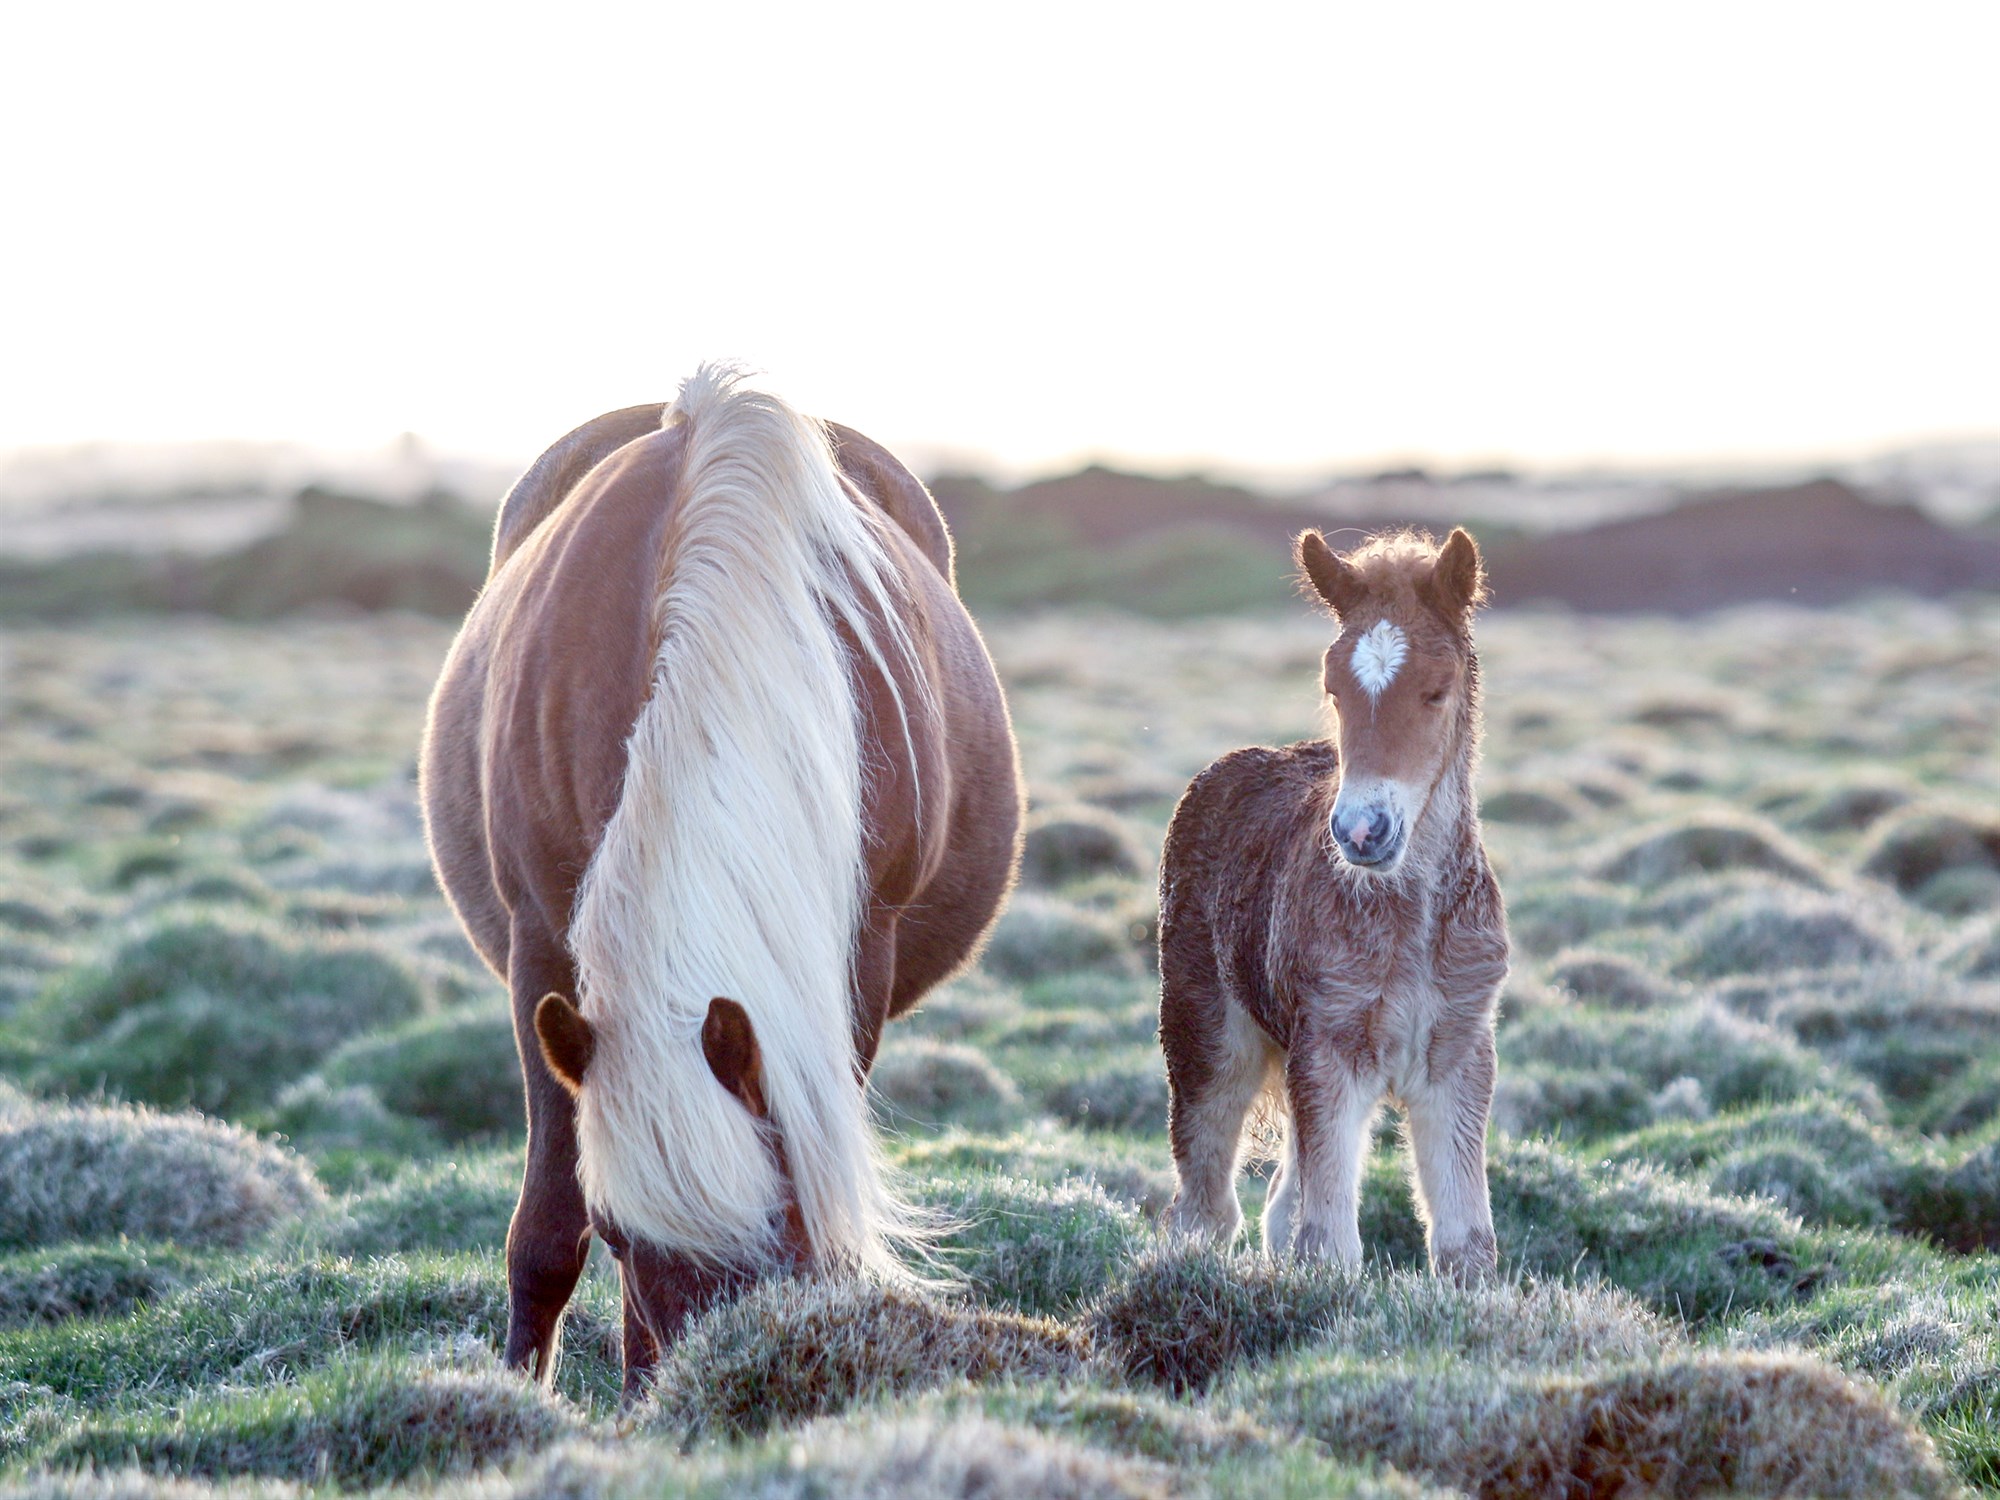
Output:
850,904,900,1083
504,933,591,1383
504,1073,591,1381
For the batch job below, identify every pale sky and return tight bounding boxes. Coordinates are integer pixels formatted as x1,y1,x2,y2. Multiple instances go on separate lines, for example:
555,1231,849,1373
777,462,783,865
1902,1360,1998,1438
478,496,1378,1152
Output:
3,1,1995,477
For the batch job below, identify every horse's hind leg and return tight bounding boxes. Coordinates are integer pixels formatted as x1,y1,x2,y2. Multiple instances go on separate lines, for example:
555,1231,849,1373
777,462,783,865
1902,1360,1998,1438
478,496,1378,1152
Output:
1162,945,1278,1245
1261,1113,1300,1257
502,925,592,1383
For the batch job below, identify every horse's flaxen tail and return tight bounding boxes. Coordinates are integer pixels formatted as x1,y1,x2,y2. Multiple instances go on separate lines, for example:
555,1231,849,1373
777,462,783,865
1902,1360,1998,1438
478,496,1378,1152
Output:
565,364,923,1277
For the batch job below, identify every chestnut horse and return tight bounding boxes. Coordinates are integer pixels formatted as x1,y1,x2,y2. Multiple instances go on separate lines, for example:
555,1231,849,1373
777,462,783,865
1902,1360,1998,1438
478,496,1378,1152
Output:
1158,528,1508,1279
420,368,1021,1394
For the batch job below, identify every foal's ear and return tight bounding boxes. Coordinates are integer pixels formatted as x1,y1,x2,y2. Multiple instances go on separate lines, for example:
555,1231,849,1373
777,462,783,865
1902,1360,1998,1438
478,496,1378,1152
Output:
1297,530,1365,616
1424,527,1488,619
702,997,768,1119
535,993,595,1096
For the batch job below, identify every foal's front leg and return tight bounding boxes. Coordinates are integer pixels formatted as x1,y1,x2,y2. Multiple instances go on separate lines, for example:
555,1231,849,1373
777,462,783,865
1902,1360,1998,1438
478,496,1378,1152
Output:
1280,1008,1381,1266
1405,1014,1498,1282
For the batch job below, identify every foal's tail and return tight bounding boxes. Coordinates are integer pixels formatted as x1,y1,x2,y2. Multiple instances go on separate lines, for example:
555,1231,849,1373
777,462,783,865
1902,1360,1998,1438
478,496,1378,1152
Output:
566,364,924,1277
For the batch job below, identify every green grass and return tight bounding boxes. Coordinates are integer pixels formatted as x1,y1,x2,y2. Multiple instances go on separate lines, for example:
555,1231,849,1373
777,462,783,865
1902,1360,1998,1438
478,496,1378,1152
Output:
0,598,1998,1495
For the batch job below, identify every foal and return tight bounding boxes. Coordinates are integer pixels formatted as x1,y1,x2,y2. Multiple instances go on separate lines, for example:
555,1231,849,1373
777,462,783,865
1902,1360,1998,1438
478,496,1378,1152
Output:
1158,528,1508,1279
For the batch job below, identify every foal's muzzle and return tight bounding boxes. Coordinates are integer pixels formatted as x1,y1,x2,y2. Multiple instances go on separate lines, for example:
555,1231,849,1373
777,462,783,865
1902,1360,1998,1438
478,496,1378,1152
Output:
1331,803,1406,868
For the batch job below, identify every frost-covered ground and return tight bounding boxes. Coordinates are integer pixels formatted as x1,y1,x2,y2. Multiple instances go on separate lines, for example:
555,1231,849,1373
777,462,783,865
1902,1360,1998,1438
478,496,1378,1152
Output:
0,596,1997,1497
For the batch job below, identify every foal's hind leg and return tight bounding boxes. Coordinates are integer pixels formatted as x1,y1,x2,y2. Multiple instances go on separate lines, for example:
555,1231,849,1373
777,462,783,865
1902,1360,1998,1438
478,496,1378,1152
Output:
1163,961,1278,1245
503,926,592,1384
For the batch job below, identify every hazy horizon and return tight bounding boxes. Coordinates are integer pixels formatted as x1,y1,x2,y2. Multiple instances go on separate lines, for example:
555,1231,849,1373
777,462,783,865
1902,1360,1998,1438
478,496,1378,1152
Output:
5,3,1994,483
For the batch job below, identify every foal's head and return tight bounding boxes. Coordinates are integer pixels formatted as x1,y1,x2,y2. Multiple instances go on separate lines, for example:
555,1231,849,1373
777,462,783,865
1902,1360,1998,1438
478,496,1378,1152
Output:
1296,527,1488,875
532,991,811,1394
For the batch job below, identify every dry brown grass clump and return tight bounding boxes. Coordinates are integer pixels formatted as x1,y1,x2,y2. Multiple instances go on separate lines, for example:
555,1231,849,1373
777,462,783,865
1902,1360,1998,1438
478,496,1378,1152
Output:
1596,815,1829,890
1234,1350,1957,1500
0,1101,323,1249
643,1277,1089,1441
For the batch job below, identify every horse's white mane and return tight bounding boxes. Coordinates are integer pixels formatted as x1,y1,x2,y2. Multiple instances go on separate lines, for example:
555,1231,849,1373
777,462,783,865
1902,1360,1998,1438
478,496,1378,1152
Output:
565,363,922,1274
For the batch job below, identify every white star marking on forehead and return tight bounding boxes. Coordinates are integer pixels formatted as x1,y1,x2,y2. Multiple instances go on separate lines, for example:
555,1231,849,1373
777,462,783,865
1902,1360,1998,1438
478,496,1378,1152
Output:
1349,620,1408,702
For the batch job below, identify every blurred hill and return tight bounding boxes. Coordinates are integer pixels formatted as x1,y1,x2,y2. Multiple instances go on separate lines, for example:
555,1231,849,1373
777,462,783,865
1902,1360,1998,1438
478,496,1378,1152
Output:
934,468,2000,617
1,455,1995,622
0,488,491,621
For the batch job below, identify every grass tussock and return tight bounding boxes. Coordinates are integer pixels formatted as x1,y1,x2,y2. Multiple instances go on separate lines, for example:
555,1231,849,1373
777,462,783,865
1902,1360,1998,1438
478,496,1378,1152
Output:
1859,805,2000,895
1479,782,1592,827
0,1253,619,1411
980,894,1138,983
24,916,426,1117
0,1101,322,1250
1544,948,1680,1010
642,1277,1088,1442
870,1038,1024,1132
1087,1245,1664,1395
1754,963,2000,1110
1040,1057,1169,1135
897,1129,1174,1217
1675,888,1898,978
1596,814,1830,889
1497,1001,1880,1142
0,1245,200,1330
315,1007,522,1142
306,1151,519,1257
742,1412,1177,1500
44,1351,578,1486
1019,806,1149,889
924,1173,1149,1316
1231,1349,1957,1500
1401,1137,1923,1321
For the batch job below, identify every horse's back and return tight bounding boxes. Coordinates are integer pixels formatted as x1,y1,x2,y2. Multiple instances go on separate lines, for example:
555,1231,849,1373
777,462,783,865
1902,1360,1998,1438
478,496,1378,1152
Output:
424,425,690,968
491,403,668,570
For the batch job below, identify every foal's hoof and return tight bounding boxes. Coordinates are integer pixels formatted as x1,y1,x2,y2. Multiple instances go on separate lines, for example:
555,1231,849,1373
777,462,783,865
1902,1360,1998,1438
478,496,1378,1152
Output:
1430,1229,1499,1285
1289,1221,1362,1267
1162,1196,1242,1248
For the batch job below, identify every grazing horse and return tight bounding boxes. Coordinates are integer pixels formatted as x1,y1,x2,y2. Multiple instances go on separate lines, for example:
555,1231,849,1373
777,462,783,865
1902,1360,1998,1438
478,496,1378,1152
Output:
420,368,1022,1394
1157,528,1508,1280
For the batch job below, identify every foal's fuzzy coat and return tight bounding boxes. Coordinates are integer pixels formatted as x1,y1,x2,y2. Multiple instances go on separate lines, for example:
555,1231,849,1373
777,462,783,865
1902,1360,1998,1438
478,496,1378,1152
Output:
1158,528,1508,1278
